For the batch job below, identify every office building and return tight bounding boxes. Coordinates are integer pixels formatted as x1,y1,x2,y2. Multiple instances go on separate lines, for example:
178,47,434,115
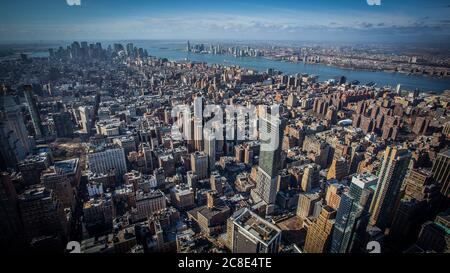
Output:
18,185,68,241
83,194,114,231
412,209,450,253
229,208,282,253
327,157,348,181
23,85,43,138
135,190,166,220
330,173,377,253
296,190,322,221
304,206,336,253
87,144,127,182
191,151,208,179
255,114,285,205
53,112,74,138
41,167,75,210
204,131,216,172
0,88,31,169
389,169,440,248
431,149,450,198
0,172,24,250
301,163,321,192
79,106,94,136
369,146,411,229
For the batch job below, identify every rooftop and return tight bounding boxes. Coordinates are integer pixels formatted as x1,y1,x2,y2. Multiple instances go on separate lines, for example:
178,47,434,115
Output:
54,158,79,174
233,208,281,245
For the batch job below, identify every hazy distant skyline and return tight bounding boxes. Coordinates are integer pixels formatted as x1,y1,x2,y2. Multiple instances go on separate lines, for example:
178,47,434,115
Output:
1,0,450,44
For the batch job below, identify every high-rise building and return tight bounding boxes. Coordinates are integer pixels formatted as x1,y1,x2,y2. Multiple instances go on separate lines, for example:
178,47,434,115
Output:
327,157,348,181
18,185,68,241
87,145,127,182
301,163,320,192
186,40,191,52
170,185,195,210
191,151,208,179
229,208,282,253
369,146,411,230
0,172,24,251
302,135,331,168
193,117,203,151
296,190,322,221
79,106,93,136
210,172,225,195
18,154,51,186
409,209,450,253
193,95,203,119
135,190,166,220
53,112,74,138
126,43,134,57
286,93,298,108
23,85,43,138
431,149,450,198
389,168,440,249
41,167,75,210
83,193,114,231
304,206,336,253
255,114,285,205
330,173,377,253
0,88,32,169
325,183,345,211
204,131,216,172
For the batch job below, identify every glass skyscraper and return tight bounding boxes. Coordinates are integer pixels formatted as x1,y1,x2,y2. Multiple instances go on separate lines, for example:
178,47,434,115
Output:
331,173,377,253
255,113,285,205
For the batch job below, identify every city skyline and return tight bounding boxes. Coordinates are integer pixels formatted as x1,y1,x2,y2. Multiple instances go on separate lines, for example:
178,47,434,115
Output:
0,0,449,260
1,0,450,43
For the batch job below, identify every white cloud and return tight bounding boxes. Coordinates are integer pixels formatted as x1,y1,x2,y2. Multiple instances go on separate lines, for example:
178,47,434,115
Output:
66,0,81,6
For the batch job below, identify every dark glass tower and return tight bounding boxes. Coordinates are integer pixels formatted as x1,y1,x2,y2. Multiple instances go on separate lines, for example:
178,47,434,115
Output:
23,85,43,138
255,113,285,205
331,173,377,253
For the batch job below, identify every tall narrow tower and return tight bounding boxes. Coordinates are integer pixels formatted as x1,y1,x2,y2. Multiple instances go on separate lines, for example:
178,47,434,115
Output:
369,146,411,229
255,112,285,205
23,85,43,138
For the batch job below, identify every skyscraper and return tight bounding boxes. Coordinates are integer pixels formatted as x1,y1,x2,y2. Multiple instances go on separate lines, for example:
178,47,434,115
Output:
301,163,320,192
369,146,411,230
204,131,216,172
126,43,134,57
53,112,74,138
389,168,440,249
18,185,68,242
331,173,377,253
193,117,203,151
327,157,348,181
191,151,208,180
79,106,93,136
304,206,336,253
255,114,285,205
431,149,450,198
23,85,43,138
412,209,450,253
0,172,24,251
0,88,32,169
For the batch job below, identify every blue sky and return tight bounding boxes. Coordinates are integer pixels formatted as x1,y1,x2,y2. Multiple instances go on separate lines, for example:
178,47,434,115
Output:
0,0,449,43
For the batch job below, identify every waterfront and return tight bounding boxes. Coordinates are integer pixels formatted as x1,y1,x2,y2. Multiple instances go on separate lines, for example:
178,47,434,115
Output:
31,40,450,93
